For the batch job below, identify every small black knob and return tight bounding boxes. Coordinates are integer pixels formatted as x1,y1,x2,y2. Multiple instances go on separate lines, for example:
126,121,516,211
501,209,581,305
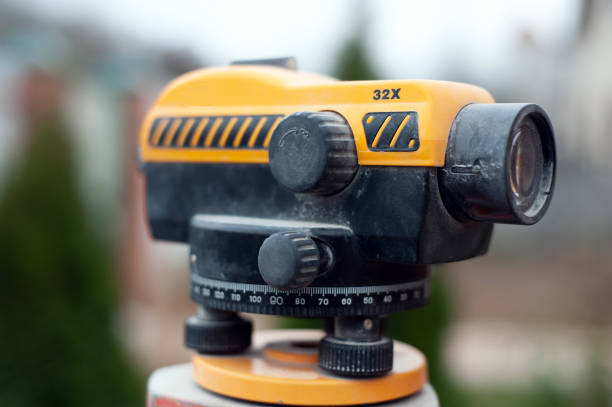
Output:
319,336,394,377
258,231,321,290
269,112,358,195
185,310,252,354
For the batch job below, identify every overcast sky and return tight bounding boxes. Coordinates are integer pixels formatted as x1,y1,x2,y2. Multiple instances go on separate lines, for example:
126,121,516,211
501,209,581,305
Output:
7,0,580,81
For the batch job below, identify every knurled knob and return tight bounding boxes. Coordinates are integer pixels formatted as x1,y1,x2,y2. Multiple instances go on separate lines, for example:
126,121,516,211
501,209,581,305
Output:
257,231,321,290
268,111,358,195
318,335,394,377
184,314,252,354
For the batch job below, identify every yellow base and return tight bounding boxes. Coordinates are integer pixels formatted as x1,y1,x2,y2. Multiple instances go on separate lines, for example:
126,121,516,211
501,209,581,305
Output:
192,329,427,406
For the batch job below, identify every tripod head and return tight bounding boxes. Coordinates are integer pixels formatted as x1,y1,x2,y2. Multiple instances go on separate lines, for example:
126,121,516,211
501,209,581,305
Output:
139,58,556,396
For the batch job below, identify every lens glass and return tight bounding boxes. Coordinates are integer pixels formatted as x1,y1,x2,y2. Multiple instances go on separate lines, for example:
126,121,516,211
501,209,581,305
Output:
509,122,543,210
510,127,536,198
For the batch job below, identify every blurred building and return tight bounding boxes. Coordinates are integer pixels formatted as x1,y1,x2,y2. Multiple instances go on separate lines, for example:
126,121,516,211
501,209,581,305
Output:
565,0,612,173
444,0,612,390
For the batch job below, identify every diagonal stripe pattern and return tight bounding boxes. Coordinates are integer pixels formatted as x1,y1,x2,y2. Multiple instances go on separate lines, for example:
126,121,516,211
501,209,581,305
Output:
362,112,420,152
149,114,284,149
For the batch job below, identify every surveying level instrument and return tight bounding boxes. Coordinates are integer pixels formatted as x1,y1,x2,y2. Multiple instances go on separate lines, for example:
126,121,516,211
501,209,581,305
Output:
139,57,556,406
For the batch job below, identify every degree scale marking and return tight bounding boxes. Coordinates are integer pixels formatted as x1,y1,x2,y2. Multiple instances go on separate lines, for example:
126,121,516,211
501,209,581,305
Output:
192,274,425,295
191,274,429,316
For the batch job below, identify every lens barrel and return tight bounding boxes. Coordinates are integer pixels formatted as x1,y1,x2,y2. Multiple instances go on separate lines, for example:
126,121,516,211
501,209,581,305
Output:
439,103,556,225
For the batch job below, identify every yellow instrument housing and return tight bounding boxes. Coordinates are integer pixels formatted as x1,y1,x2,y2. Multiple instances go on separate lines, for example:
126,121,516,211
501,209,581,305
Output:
139,65,494,167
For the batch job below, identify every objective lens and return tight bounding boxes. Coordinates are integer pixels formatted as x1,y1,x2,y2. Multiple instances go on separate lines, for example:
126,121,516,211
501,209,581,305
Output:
440,103,555,225
509,124,542,202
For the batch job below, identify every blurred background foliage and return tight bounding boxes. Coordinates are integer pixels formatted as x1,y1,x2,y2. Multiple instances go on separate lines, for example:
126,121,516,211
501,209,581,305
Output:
0,73,143,407
1,0,612,406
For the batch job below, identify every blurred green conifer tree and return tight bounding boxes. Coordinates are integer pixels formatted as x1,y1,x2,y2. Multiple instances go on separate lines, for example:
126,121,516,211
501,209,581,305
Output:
0,83,143,406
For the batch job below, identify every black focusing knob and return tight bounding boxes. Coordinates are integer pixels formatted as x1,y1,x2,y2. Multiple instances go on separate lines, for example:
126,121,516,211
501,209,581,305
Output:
268,111,358,195
258,231,326,290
